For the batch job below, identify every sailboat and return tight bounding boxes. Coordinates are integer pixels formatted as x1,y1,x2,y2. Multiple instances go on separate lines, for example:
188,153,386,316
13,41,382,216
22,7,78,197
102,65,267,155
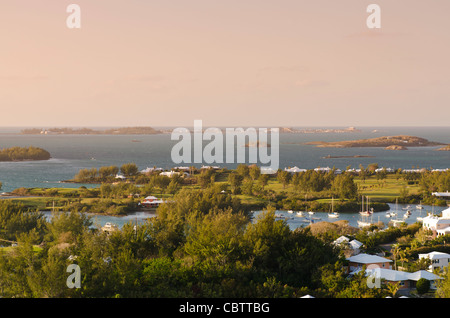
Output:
328,197,339,218
416,208,424,222
358,196,373,227
305,194,315,215
390,198,405,227
359,196,372,216
416,201,424,210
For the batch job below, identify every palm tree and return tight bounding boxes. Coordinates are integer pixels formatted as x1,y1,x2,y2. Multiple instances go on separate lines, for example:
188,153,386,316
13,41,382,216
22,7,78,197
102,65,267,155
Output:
391,244,400,271
386,282,400,298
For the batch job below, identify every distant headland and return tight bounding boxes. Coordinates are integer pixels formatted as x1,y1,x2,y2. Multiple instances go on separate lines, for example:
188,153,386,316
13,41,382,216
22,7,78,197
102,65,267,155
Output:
279,126,360,134
306,135,446,149
21,127,161,135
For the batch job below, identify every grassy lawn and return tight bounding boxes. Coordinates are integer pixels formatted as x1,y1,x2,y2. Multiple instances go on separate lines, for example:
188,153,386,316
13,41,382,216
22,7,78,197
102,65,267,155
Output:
355,175,420,202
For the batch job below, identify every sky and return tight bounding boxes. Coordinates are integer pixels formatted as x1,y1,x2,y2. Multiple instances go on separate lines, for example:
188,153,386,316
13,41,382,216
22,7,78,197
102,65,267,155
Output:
1,1,449,128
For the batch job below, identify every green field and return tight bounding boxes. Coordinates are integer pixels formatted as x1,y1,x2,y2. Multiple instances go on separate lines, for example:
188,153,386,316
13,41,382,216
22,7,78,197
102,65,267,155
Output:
0,173,426,213
355,174,420,202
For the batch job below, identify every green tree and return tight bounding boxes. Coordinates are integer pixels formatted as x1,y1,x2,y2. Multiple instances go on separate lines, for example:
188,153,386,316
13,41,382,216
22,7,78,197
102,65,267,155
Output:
258,174,269,190
184,209,248,266
436,269,450,298
249,165,261,181
120,163,139,177
236,164,249,178
416,278,430,296
277,170,291,189
331,174,358,200
228,172,243,194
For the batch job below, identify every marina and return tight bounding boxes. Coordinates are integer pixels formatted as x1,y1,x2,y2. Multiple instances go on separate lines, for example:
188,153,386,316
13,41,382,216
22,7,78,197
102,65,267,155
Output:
255,203,449,231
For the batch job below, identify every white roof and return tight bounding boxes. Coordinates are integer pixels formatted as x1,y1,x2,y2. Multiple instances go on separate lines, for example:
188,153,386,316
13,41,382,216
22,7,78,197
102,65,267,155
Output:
349,240,363,249
356,268,443,282
333,236,350,245
284,166,307,173
432,191,450,197
366,268,410,281
407,270,443,281
419,251,450,260
436,218,450,225
347,253,392,264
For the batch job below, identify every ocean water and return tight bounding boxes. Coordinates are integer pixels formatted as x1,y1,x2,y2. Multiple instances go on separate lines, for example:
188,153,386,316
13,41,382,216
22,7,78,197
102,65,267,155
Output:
0,126,449,193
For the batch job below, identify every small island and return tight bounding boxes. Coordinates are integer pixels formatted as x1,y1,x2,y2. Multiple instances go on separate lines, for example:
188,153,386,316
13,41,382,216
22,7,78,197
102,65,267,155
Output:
306,135,444,148
322,155,375,159
0,146,51,161
385,145,408,151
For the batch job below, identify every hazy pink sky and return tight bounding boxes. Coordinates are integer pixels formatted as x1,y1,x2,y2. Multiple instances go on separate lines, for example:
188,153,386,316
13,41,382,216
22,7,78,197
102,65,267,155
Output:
1,1,449,127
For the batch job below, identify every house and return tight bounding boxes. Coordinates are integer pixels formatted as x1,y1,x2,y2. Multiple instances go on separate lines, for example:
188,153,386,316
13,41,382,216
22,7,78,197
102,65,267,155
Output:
432,191,450,198
314,167,332,173
159,171,188,178
333,236,363,255
349,239,363,253
419,251,450,272
141,167,164,174
346,253,392,273
333,235,350,246
375,168,395,173
140,196,164,209
408,270,443,290
284,166,307,174
260,167,277,175
422,207,450,237
354,268,443,292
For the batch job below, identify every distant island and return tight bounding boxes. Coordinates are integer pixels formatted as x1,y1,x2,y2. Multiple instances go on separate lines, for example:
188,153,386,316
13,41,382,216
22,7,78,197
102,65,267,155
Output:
435,145,450,151
0,146,51,161
322,155,375,159
21,127,161,135
385,145,408,151
280,126,360,134
306,135,445,148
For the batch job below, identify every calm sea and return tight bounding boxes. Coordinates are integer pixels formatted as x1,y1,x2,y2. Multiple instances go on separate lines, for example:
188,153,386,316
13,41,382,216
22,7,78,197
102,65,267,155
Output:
0,126,449,229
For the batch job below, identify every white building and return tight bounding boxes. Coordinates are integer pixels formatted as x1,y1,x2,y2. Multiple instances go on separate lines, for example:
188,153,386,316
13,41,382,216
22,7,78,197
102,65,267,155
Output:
419,251,450,272
432,191,450,198
346,253,393,273
284,166,307,174
159,171,188,178
140,167,164,174
333,236,363,255
314,167,332,173
422,207,450,237
353,268,443,291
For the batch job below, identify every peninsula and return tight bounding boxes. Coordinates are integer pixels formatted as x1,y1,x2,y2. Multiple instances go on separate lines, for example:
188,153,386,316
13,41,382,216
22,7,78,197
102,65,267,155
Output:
306,135,445,148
